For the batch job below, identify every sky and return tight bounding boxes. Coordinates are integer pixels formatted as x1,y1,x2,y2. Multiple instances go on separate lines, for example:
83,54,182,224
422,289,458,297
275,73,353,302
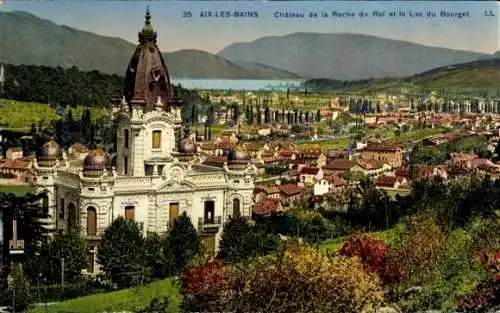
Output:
2,1,499,54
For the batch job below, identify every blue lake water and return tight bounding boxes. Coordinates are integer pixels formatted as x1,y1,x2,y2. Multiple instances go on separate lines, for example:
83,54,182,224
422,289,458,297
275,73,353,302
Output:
171,79,305,91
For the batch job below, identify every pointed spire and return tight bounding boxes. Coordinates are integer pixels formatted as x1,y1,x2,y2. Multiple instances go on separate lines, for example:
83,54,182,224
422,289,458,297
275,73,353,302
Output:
145,5,151,25
138,5,156,43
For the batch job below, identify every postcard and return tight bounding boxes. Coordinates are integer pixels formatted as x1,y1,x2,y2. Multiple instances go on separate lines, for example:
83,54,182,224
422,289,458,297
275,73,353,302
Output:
0,1,499,313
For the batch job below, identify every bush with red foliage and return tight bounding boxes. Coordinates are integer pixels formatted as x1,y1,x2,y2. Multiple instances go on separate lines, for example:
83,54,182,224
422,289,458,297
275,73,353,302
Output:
180,259,232,312
457,249,500,312
340,232,389,278
180,259,227,294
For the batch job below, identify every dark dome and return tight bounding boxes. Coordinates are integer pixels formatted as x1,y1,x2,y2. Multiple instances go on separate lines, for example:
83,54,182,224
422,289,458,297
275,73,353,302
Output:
228,145,251,162
38,139,62,161
83,147,111,171
179,138,197,154
124,8,173,112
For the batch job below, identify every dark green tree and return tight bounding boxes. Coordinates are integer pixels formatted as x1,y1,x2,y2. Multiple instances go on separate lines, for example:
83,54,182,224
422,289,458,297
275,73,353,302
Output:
0,192,51,282
39,229,87,284
98,217,146,288
256,104,262,125
144,232,164,279
163,212,202,276
315,109,321,122
217,216,277,264
248,105,254,125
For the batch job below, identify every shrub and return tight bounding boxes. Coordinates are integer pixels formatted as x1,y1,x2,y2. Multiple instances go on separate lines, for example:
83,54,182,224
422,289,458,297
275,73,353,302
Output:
384,214,445,283
457,249,500,311
340,232,389,277
180,259,232,312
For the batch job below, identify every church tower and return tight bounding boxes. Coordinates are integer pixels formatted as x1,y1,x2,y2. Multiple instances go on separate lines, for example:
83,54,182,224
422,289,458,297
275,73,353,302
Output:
115,7,183,177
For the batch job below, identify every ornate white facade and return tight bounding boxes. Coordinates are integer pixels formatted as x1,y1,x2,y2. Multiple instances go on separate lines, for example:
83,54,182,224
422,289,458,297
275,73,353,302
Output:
30,10,256,274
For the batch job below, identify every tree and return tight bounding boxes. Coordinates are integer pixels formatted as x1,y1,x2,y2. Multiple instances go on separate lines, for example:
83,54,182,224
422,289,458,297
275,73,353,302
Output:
5,263,30,312
217,216,277,264
234,244,383,313
143,232,164,279
0,192,51,282
256,104,262,125
315,109,321,122
384,214,445,283
163,212,202,276
98,217,147,288
39,229,87,284
264,106,270,124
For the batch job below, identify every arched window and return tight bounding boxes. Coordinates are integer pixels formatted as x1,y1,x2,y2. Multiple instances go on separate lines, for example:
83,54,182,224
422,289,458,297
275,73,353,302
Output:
232,198,241,218
41,194,49,215
87,206,97,236
152,130,161,149
68,203,77,231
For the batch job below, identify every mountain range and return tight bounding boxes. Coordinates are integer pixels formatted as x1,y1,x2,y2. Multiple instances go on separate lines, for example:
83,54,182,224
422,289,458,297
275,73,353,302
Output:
0,11,497,80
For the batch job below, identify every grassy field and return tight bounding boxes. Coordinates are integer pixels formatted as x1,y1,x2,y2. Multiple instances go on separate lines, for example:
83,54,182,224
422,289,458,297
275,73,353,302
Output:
0,99,110,130
27,278,181,313
295,137,351,149
0,184,32,196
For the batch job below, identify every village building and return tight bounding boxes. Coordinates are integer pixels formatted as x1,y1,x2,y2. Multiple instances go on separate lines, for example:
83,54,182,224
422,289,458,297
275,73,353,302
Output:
362,143,403,168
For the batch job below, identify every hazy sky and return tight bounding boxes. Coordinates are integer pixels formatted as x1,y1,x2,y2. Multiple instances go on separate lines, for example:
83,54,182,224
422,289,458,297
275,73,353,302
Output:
2,1,499,54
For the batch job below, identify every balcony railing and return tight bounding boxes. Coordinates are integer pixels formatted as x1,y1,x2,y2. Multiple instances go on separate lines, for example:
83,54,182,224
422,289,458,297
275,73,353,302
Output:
198,216,222,226
9,240,24,254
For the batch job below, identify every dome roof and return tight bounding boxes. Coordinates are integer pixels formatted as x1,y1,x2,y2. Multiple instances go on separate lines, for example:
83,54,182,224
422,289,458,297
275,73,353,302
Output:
124,7,173,112
179,138,197,154
228,145,251,162
83,147,111,171
38,139,62,161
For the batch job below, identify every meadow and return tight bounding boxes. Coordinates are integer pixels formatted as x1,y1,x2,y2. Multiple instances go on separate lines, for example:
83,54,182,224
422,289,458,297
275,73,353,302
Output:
0,184,32,196
0,99,110,130
27,278,181,313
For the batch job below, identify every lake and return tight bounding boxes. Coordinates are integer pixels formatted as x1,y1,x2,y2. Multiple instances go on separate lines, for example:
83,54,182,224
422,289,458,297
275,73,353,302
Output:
170,79,305,91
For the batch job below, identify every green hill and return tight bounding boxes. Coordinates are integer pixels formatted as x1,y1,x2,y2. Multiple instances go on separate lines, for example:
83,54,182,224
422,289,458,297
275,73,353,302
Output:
302,58,500,96
0,11,300,79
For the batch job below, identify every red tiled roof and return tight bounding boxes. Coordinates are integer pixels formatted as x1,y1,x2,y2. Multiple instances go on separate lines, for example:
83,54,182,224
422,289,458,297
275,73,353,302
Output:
266,185,280,194
292,159,307,165
279,149,294,158
301,167,319,175
254,197,282,216
327,174,345,187
375,175,397,187
0,159,32,170
254,187,265,195
217,142,236,150
323,159,357,170
279,184,304,196
357,159,386,170
394,168,410,178
202,155,227,166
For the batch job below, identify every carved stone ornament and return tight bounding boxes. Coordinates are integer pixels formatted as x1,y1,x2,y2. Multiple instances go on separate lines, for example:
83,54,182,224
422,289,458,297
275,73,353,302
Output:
169,166,185,183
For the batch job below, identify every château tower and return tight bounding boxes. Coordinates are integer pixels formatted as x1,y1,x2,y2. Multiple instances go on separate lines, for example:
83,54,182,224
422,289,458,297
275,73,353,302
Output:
115,7,183,177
